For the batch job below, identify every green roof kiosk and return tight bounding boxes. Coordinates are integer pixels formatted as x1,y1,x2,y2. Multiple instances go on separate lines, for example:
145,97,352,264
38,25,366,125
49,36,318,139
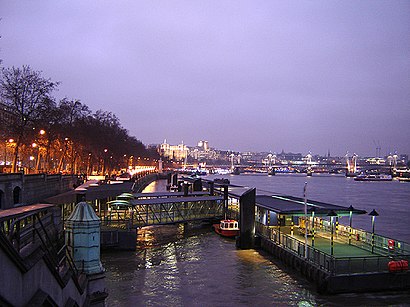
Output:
65,200,107,305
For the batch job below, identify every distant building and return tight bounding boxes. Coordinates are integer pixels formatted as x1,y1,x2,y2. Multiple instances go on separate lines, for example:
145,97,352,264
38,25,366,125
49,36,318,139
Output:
197,140,209,151
277,150,303,162
159,140,188,161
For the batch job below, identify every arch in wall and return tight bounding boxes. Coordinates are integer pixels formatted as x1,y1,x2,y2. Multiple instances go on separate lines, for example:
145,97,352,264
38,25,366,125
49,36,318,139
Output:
13,186,21,205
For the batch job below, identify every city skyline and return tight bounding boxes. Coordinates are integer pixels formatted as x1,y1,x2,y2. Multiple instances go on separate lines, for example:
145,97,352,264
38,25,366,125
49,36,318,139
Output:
1,1,409,156
158,138,408,158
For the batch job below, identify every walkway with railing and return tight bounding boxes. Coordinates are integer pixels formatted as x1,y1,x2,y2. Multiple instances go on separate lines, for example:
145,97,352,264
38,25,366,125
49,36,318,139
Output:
256,222,410,276
102,195,224,229
0,203,88,306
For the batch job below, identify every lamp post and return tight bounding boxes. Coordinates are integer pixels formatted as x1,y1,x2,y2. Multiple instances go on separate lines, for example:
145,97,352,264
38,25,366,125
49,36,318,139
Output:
32,143,39,172
103,149,108,176
29,156,35,173
348,205,354,245
327,210,337,256
4,139,14,169
369,209,379,253
311,206,316,248
303,182,308,258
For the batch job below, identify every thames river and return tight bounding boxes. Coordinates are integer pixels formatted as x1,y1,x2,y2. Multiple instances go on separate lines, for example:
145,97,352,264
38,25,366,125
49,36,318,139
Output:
102,174,410,306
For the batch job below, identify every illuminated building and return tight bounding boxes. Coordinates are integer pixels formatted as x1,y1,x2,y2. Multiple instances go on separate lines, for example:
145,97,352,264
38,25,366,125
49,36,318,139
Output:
160,140,188,161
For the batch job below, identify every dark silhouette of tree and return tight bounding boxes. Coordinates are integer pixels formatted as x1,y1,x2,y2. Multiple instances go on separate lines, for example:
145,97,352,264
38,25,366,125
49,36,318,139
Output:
1,65,157,175
0,66,59,172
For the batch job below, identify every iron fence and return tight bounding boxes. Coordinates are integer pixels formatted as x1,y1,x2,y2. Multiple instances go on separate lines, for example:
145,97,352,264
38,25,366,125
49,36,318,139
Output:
256,222,410,276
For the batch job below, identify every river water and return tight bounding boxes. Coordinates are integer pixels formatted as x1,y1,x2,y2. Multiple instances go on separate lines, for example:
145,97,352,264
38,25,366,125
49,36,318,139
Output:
102,174,410,306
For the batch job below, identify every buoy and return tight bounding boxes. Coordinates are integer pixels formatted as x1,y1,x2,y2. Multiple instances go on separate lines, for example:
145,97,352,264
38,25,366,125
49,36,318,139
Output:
388,239,395,251
388,260,409,272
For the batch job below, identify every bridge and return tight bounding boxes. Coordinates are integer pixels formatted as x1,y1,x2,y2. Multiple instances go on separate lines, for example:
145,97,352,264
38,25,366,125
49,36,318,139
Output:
103,192,224,229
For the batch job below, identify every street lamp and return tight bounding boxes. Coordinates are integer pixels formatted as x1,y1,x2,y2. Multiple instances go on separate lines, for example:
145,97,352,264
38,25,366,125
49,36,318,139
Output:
348,205,354,245
4,139,14,168
327,210,338,256
303,182,308,258
311,206,316,248
369,209,379,253
32,143,40,172
29,156,35,173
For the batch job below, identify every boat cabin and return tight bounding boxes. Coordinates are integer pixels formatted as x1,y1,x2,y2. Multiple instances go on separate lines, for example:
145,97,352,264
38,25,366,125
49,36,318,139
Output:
220,220,239,230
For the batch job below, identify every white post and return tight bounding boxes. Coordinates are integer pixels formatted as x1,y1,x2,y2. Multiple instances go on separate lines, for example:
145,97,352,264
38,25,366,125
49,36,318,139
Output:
304,182,308,258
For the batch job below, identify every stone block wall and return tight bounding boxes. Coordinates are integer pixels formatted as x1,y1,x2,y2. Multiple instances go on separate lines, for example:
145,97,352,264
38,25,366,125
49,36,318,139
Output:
0,173,77,209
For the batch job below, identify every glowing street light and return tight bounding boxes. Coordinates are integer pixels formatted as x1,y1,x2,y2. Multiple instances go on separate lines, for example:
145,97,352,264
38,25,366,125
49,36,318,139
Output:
4,139,15,166
311,206,316,248
348,205,354,245
303,182,308,258
327,210,338,256
369,209,379,254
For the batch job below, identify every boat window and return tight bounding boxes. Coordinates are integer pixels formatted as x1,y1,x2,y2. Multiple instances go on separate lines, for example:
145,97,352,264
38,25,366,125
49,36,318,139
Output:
229,223,234,228
234,223,238,228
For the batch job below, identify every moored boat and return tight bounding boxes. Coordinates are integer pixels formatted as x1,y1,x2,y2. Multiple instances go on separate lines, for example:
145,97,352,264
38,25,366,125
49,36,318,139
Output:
212,219,239,237
354,174,392,181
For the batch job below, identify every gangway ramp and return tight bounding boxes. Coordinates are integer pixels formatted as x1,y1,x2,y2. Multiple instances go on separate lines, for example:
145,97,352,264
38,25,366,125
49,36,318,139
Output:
105,192,224,228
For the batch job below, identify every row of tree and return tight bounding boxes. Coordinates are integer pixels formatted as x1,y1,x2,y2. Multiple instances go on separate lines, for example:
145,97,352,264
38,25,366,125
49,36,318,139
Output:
0,65,158,174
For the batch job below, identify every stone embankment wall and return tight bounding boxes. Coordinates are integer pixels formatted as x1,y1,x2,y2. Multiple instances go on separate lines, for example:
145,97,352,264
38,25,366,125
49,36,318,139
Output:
0,173,78,209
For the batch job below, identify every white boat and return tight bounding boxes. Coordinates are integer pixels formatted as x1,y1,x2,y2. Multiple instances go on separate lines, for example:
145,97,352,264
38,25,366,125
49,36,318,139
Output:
212,219,240,237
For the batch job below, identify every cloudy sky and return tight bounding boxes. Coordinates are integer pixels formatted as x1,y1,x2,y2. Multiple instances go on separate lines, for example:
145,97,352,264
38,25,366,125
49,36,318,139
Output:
1,1,409,156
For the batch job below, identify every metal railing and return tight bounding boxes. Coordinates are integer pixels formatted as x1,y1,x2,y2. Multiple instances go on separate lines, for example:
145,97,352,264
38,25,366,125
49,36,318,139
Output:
256,222,410,276
315,221,410,256
103,199,224,228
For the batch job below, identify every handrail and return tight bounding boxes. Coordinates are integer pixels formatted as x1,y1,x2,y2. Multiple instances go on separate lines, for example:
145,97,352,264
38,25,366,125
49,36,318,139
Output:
255,222,410,276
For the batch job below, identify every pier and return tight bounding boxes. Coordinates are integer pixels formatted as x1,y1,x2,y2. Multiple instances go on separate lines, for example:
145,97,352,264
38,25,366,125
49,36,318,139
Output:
209,180,410,293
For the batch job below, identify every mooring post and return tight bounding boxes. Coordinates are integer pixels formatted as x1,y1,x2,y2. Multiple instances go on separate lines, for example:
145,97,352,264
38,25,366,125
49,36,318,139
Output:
223,185,228,218
238,188,256,249
183,182,189,196
209,181,214,196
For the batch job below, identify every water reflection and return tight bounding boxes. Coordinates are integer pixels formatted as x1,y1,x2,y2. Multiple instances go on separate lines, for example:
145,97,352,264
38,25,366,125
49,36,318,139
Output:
102,177,410,306
103,227,318,306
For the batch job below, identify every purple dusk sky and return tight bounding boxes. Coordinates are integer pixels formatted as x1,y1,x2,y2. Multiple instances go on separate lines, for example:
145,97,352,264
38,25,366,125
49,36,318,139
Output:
1,1,409,156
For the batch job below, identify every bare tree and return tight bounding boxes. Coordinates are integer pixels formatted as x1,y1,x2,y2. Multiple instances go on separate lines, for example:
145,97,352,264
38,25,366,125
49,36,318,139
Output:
55,98,90,173
0,66,59,172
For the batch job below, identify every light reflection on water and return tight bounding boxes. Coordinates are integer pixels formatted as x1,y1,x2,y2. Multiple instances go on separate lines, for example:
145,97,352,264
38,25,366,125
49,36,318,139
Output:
102,177,410,306
102,227,317,306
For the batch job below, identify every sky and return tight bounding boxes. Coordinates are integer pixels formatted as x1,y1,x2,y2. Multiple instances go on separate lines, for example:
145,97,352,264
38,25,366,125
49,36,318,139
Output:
1,1,409,156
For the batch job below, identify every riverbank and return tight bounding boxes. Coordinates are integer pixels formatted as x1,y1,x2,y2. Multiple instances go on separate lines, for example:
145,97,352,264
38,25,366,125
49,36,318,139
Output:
102,177,410,305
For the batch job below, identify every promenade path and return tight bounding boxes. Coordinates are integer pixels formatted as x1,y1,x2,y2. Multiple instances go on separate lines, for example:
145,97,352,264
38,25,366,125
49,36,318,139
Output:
277,225,386,257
